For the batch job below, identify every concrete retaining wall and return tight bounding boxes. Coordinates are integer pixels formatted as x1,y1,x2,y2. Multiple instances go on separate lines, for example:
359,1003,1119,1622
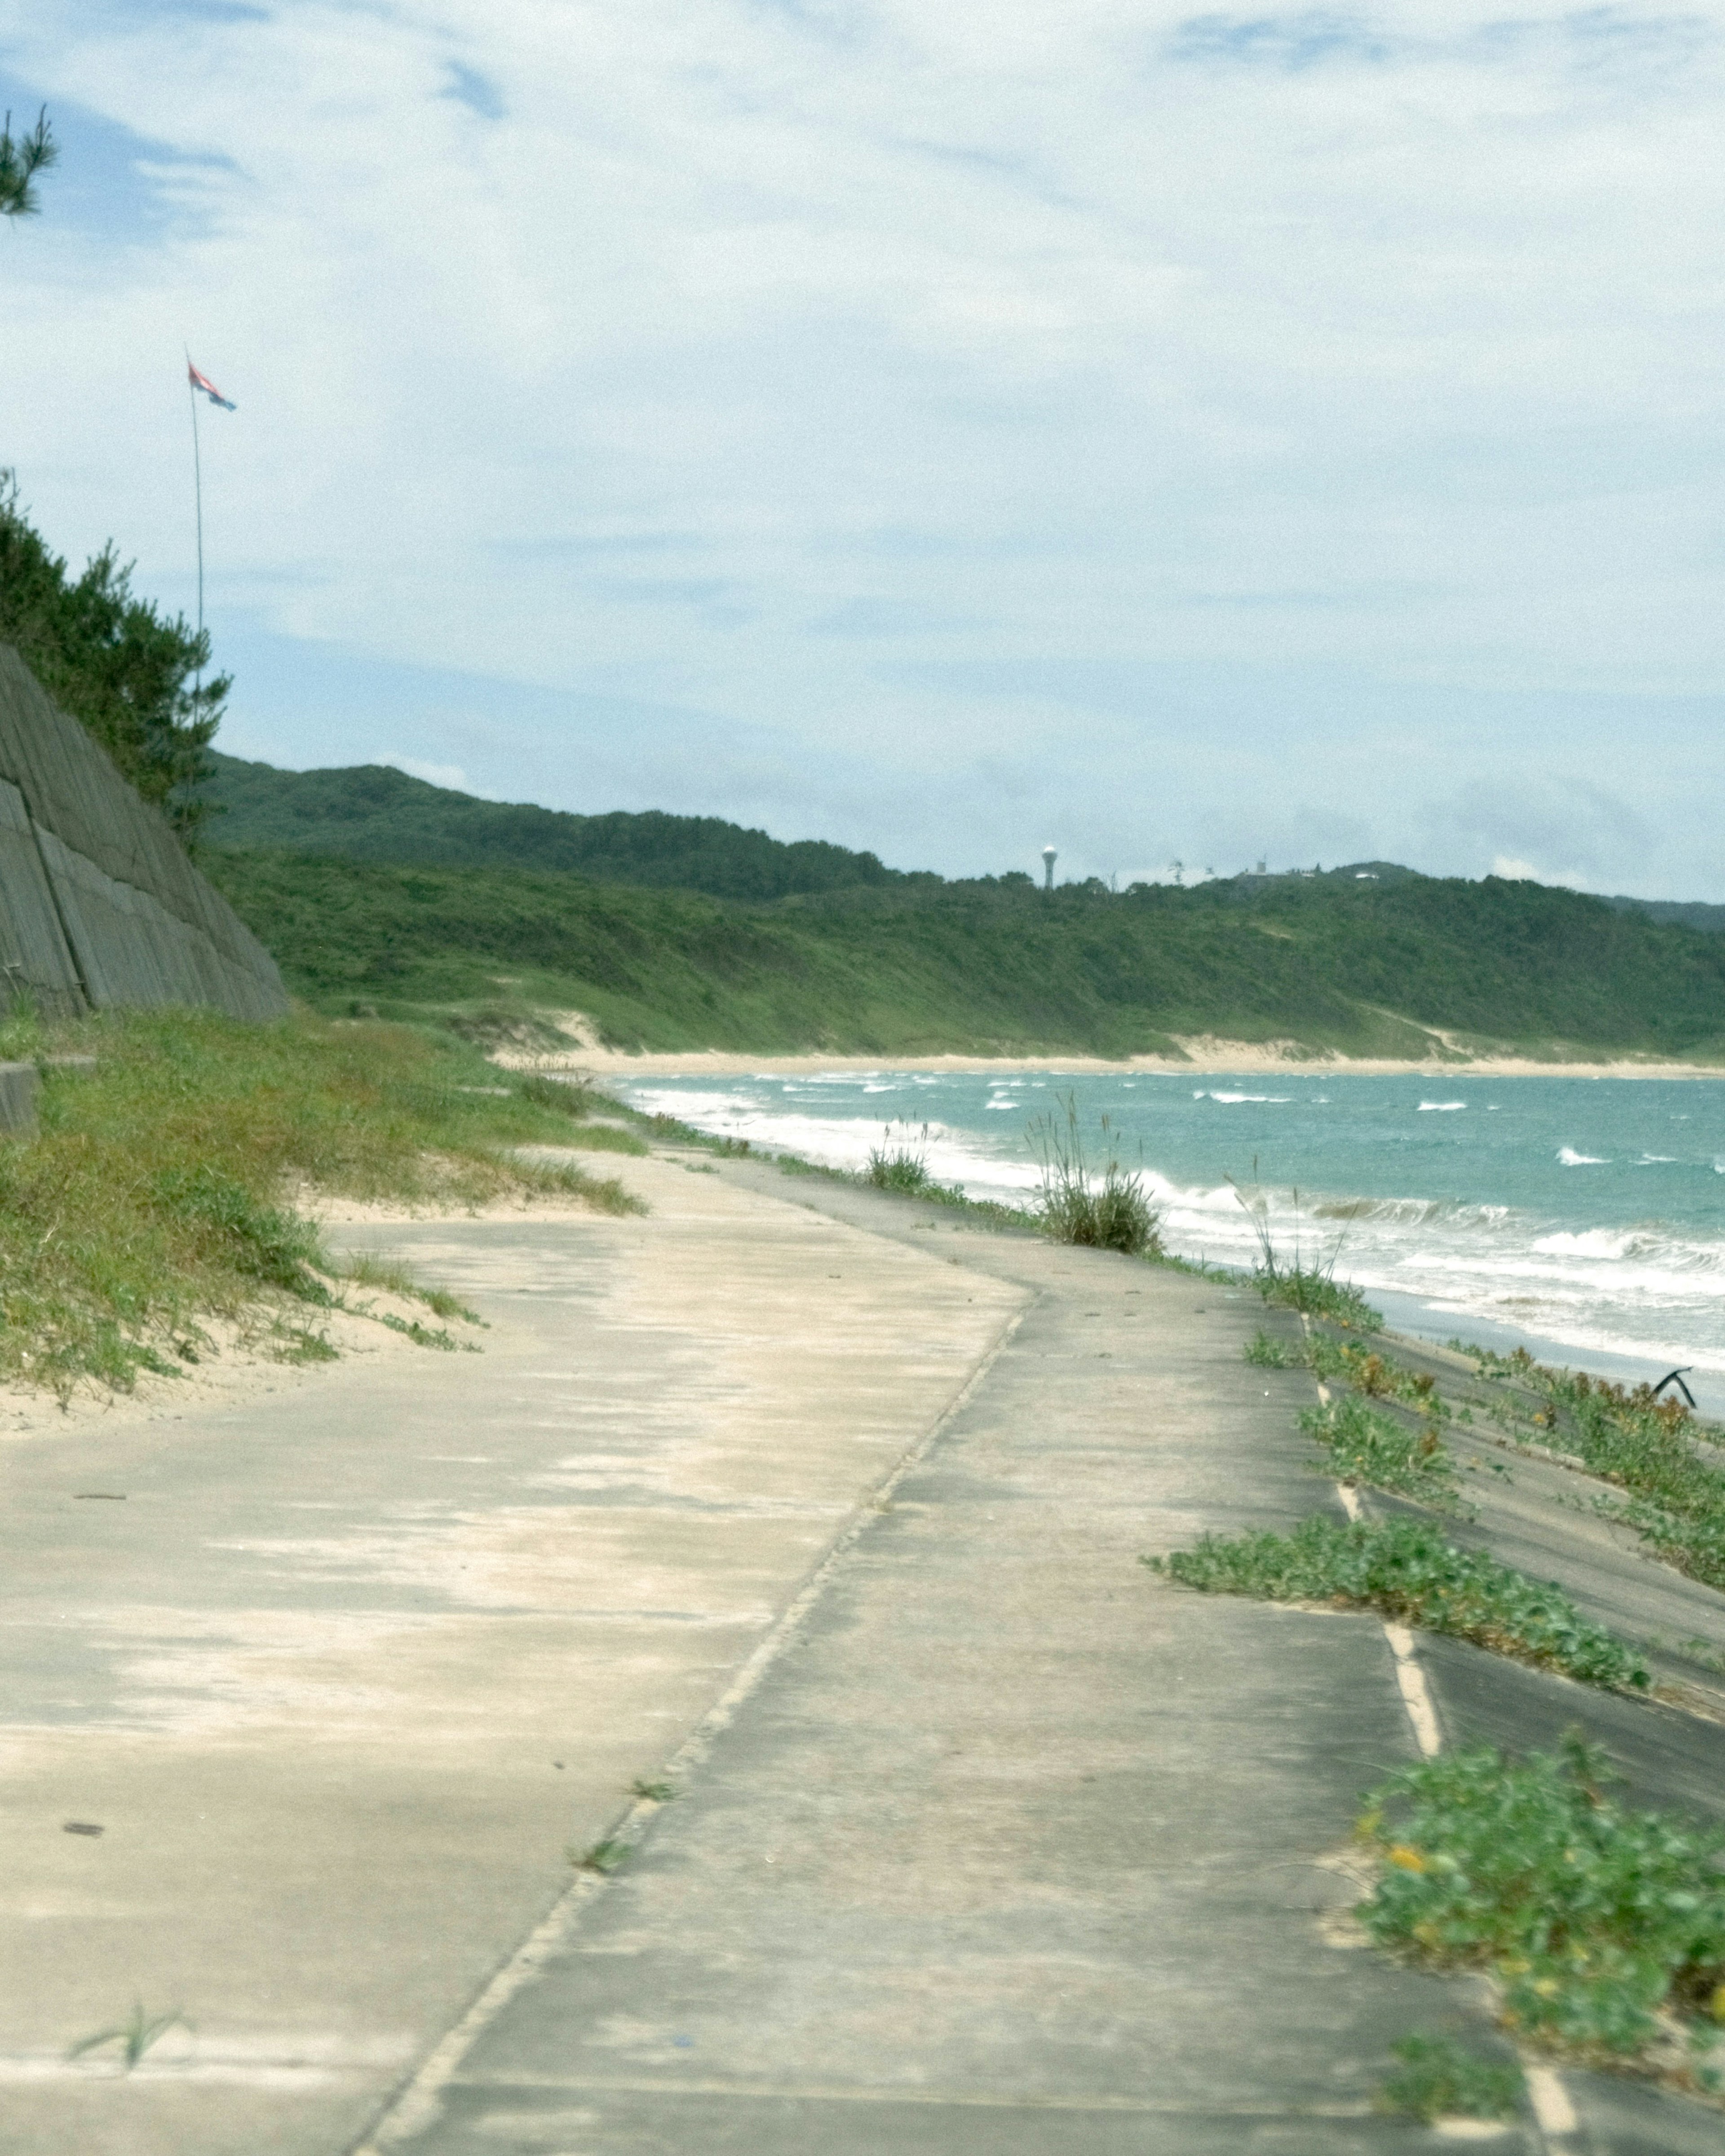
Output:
0,645,288,1021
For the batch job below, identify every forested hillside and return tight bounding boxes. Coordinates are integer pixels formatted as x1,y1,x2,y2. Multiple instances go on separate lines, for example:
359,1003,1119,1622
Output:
203,751,928,901
205,846,1725,1061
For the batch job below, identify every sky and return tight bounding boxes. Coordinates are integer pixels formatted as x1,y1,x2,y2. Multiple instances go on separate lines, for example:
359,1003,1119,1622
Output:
4,1,1725,893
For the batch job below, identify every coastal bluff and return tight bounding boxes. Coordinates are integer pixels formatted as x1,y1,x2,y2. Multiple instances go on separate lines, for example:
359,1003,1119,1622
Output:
0,644,286,1022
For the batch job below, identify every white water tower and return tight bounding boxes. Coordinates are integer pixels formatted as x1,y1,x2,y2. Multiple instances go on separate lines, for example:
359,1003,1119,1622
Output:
1041,845,1057,891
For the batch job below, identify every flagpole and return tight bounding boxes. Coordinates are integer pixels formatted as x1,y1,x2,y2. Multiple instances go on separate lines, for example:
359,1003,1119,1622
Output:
186,348,204,704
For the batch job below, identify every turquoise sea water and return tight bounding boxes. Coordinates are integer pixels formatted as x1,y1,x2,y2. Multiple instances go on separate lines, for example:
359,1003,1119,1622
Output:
615,1070,1725,1408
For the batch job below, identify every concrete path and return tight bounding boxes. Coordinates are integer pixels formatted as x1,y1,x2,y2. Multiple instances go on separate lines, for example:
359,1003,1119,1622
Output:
0,1158,1020,2155
358,1158,1725,2156
7,1146,1725,2152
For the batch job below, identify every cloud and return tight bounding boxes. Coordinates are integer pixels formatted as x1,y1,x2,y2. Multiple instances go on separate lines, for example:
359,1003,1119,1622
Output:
5,1,1725,895
378,754,474,795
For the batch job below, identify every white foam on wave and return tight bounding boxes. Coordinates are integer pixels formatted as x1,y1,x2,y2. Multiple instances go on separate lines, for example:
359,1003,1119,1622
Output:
1418,1101,1466,1112
619,1072,1725,1372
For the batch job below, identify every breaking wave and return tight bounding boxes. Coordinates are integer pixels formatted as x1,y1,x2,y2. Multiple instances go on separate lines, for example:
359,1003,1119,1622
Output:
618,1069,1725,1381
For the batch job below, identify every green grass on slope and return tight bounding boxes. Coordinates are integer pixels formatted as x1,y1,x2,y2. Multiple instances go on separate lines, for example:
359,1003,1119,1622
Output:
0,1005,639,1396
203,847,1725,1059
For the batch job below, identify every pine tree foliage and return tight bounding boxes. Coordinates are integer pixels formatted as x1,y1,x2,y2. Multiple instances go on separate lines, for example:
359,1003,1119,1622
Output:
0,477,225,836
0,109,57,220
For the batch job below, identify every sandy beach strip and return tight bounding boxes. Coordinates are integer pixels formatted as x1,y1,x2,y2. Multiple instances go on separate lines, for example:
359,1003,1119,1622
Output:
501,1037,1725,1081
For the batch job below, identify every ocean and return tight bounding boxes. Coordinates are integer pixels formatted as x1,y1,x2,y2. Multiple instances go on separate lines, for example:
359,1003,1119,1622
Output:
613,1069,1725,1413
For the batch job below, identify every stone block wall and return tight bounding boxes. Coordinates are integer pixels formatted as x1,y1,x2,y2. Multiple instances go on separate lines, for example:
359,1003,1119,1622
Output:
0,645,288,1022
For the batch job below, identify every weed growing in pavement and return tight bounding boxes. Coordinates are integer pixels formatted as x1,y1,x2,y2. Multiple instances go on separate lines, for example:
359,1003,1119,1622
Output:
1244,1329,1446,1416
1358,1736,1725,2076
1228,1175,1381,1329
1030,1094,1161,1256
1469,1346,1725,1595
1148,1515,1649,1691
1311,1338,1445,1414
1300,1395,1461,1510
68,2001,185,2069
629,1779,676,1802
572,1839,630,1874
1376,2033,1524,2124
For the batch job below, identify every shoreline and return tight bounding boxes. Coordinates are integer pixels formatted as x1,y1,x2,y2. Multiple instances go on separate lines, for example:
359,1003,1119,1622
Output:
503,1042,1725,1081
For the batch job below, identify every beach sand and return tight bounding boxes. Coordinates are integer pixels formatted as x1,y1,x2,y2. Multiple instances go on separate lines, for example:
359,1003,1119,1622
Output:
499,1036,1725,1080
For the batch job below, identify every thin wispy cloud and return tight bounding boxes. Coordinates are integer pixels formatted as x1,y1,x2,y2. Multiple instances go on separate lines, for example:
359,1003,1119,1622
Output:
4,1,1724,893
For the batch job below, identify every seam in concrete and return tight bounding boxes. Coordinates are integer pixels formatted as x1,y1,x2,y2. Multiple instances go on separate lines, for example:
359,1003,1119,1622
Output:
1524,2065,1579,2140
347,1293,1032,2156
441,2074,1385,2116
1309,1325,1575,2153
1382,1623,1443,1760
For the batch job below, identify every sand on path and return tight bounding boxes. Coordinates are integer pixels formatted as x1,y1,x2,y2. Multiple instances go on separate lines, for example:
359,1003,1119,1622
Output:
0,1152,1022,2156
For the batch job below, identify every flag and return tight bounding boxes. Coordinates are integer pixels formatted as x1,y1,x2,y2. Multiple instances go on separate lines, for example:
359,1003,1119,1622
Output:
187,361,236,411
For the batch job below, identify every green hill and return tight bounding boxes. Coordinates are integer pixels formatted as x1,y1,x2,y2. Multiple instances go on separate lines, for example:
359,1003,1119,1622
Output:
201,751,928,902
201,845,1725,1061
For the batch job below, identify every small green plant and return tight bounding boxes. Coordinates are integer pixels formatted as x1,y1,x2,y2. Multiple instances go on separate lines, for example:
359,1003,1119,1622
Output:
273,1325,339,1365
1300,1394,1460,1509
343,1252,482,1325
573,1838,629,1873
518,1159,646,1214
1030,1095,1161,1256
68,2000,184,2069
1244,1328,1301,1367
1359,1736,1725,2062
1309,1336,1446,1414
1376,2032,1523,2123
1149,1515,1649,1691
378,1312,464,1352
630,1778,676,1802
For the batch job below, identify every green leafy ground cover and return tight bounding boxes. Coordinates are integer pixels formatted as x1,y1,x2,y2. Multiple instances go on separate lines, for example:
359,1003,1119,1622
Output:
1150,1516,1649,1691
1469,1348,1725,1595
202,843,1725,1060
1299,1394,1461,1509
1359,1737,1725,2076
1377,2034,1524,2124
0,1007,640,1396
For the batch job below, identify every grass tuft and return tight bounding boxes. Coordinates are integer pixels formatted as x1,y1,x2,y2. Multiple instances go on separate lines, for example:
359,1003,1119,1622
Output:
1230,1176,1381,1328
68,2000,185,2069
1359,1736,1725,2068
1149,1515,1648,1691
1031,1094,1161,1256
867,1122,941,1196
